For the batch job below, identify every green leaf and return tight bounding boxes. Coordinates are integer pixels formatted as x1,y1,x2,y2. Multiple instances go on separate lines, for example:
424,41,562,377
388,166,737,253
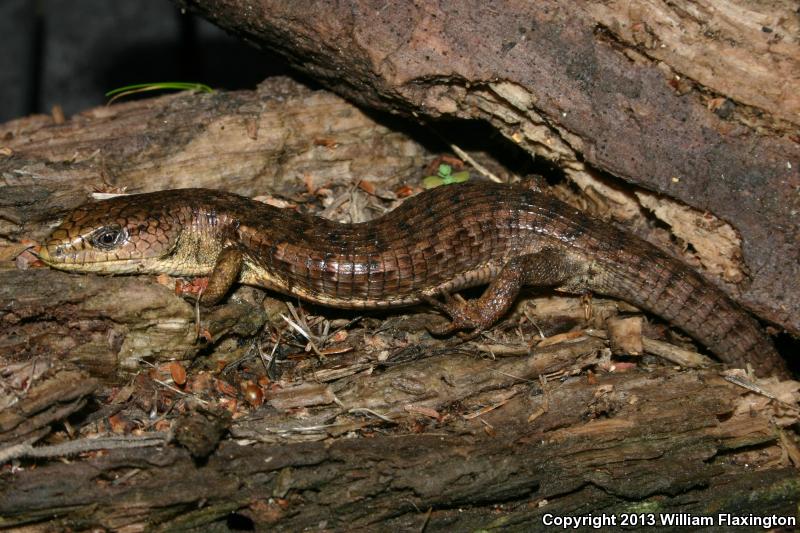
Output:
105,82,214,103
442,171,470,184
437,164,453,179
422,176,445,189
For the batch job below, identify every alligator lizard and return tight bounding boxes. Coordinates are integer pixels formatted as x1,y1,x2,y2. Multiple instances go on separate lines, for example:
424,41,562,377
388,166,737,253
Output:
37,182,788,377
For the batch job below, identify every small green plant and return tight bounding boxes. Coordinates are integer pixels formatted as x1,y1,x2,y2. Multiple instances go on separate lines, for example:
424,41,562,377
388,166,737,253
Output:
422,163,470,189
105,82,214,104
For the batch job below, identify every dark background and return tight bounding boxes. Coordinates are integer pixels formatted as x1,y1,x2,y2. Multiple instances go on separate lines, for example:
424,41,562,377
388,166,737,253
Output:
0,0,281,123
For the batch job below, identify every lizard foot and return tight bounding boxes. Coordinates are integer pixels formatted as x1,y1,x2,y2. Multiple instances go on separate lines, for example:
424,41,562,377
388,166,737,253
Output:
422,293,490,338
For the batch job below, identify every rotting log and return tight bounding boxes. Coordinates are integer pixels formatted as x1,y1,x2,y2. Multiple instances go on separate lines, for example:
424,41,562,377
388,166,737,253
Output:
0,30,798,533
180,0,800,335
0,269,267,378
1,364,798,530
0,360,98,449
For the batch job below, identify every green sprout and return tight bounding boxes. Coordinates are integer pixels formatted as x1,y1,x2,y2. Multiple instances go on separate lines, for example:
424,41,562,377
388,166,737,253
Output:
105,82,214,104
422,163,471,189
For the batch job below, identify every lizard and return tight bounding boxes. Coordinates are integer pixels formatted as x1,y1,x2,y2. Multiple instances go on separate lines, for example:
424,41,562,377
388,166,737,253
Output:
36,181,789,377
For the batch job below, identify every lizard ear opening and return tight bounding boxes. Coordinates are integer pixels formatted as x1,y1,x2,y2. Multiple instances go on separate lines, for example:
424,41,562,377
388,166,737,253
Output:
90,225,128,250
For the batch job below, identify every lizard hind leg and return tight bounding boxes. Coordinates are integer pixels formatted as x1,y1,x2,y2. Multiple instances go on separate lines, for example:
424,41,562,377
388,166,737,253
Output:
200,247,244,306
425,247,577,336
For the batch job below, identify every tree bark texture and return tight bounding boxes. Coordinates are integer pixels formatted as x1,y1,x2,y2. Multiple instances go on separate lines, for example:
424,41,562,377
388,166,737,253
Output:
181,0,800,335
1,7,799,531
2,362,799,531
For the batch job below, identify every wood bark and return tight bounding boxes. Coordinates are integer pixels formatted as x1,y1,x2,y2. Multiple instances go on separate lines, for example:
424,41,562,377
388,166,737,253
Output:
180,0,800,335
2,359,799,531
0,7,799,532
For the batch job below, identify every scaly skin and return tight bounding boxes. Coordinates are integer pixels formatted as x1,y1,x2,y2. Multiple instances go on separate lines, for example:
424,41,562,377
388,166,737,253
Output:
37,182,788,377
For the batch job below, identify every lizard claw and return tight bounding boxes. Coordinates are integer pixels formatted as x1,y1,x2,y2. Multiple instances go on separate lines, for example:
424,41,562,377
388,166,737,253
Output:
422,293,454,313
422,292,484,337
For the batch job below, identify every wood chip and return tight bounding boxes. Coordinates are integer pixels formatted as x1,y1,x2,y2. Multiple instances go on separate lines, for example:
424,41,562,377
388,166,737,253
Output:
536,330,585,348
642,337,711,369
607,316,643,355
404,404,441,420
269,383,335,410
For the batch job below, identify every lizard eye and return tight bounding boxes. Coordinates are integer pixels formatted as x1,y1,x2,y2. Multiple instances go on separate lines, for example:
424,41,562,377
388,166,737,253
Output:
90,225,126,250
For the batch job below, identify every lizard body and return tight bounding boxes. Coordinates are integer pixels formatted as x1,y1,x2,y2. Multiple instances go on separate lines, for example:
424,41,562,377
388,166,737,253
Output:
37,182,788,377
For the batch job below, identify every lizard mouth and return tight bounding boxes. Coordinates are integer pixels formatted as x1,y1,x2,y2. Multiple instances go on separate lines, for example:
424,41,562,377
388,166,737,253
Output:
36,244,211,277
35,239,86,266
33,244,58,265
34,244,137,273
35,243,87,266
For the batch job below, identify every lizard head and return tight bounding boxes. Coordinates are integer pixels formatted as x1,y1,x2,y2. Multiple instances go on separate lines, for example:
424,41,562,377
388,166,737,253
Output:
37,192,185,274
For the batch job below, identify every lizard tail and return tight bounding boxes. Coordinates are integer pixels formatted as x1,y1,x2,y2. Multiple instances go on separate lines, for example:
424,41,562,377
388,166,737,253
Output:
592,249,789,378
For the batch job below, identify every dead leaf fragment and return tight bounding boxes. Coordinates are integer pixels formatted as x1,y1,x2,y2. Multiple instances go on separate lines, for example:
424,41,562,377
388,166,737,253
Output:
358,180,376,195
395,185,416,198
169,362,187,386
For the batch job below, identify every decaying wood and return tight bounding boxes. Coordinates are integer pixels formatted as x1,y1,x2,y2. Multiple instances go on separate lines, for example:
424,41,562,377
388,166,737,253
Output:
0,269,266,378
0,21,798,531
0,360,97,448
1,364,798,530
181,0,800,335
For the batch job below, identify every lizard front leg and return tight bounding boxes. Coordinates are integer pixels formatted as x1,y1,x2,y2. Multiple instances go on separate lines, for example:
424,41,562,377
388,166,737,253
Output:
425,247,580,336
200,247,244,305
